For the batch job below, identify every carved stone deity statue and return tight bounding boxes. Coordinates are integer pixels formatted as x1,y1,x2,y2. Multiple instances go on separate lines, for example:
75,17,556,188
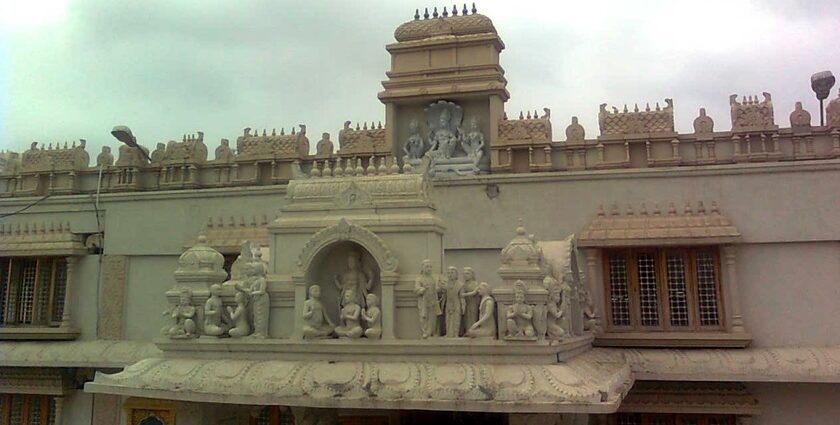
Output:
214,139,234,163
466,282,496,339
227,291,251,338
545,277,566,339
76,139,90,167
161,288,198,339
334,250,373,308
96,146,114,167
461,116,485,165
414,259,443,338
440,266,465,338
460,267,481,330
235,253,270,338
506,281,536,339
335,289,364,339
403,119,426,160
303,285,335,339
150,142,166,166
203,284,228,337
316,132,334,155
425,101,462,160
362,293,382,339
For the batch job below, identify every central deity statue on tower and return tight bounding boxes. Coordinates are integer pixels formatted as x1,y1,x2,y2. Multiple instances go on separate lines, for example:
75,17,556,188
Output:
426,101,463,160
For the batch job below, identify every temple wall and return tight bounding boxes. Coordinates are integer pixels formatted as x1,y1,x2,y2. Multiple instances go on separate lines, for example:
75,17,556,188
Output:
748,383,840,425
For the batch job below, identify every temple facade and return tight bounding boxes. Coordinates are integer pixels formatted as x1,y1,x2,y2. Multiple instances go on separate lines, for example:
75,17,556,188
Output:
1,6,840,425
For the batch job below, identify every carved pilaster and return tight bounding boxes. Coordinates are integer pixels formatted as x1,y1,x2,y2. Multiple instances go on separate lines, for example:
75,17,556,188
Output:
584,248,603,331
61,257,76,328
722,245,746,333
53,396,64,425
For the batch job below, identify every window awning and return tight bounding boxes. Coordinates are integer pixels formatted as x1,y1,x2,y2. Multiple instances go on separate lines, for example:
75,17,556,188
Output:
577,201,741,248
85,351,634,414
0,222,86,257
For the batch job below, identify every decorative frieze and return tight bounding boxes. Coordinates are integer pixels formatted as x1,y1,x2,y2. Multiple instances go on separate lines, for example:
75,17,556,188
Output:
730,93,777,132
98,255,128,340
598,100,675,137
338,121,388,156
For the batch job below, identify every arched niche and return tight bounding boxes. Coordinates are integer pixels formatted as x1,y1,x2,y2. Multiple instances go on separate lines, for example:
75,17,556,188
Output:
296,218,398,276
304,240,381,324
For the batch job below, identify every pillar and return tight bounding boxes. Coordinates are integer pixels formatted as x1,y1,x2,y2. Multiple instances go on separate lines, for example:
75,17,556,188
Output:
61,257,76,328
292,276,307,340
584,248,603,330
53,396,64,425
380,273,397,340
722,245,746,333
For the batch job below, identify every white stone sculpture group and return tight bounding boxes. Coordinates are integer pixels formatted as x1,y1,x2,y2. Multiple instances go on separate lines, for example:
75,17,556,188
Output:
414,260,497,339
403,100,487,176
303,250,382,340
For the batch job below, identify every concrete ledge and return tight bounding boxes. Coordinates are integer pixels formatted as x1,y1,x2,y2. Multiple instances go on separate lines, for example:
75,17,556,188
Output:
0,326,80,341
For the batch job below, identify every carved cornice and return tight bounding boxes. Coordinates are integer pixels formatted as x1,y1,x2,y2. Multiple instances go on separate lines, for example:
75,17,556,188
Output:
85,352,632,413
203,215,272,253
577,201,741,248
284,172,431,210
0,220,86,257
297,218,398,273
0,368,69,396
0,340,161,368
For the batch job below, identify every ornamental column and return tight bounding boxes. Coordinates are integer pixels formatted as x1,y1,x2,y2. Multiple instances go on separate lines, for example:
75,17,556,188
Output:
722,245,746,333
61,257,76,328
583,248,603,331
379,273,397,340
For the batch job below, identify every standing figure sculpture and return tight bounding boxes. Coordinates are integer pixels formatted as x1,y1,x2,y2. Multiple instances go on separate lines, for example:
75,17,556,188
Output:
425,101,463,160
335,289,364,339
362,293,382,339
545,277,566,339
203,284,228,337
161,288,197,339
303,285,335,339
227,291,251,338
506,281,536,338
466,282,496,339
334,250,373,308
234,253,270,338
441,266,465,338
403,119,426,160
461,116,485,165
460,267,481,331
414,259,443,338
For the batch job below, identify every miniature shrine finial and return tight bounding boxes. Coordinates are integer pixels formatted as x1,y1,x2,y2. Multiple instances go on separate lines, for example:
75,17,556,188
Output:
433,7,438,18
424,7,429,19
414,8,420,20
452,4,458,15
462,3,468,15
471,2,477,14
442,6,449,16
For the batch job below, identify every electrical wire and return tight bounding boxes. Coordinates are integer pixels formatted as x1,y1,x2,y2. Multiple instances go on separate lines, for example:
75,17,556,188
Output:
0,194,51,219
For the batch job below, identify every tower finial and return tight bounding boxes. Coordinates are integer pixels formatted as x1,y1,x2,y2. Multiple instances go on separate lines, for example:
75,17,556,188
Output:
433,7,438,18
424,7,429,19
414,8,420,20
471,2,477,14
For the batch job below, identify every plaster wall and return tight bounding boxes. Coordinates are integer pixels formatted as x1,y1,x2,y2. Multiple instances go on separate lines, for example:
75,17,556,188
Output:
748,383,840,425
62,390,93,425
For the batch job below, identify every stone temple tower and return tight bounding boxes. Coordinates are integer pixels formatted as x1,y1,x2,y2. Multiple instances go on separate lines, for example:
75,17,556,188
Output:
378,6,508,171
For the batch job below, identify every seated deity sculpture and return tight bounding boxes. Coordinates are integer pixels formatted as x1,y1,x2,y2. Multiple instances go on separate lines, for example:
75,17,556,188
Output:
96,146,114,167
303,285,335,339
460,267,480,331
427,107,460,160
334,250,373,308
161,288,198,339
506,281,536,339
414,259,443,338
227,291,251,338
335,289,364,339
461,117,485,165
441,266,465,338
316,132,334,155
466,282,496,339
362,293,382,339
403,119,426,161
545,277,566,339
214,139,234,163
203,284,228,337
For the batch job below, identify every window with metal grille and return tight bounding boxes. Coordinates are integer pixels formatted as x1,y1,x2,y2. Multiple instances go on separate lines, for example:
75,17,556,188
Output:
603,248,724,332
608,254,631,327
0,394,56,425
611,414,735,425
1,257,68,328
249,406,295,425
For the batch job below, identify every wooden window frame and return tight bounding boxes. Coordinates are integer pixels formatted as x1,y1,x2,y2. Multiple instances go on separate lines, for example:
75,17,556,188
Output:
602,247,725,333
0,394,54,425
1,257,67,328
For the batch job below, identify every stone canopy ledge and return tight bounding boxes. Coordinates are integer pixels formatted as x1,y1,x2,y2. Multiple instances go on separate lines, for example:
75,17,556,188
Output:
0,340,161,368
85,352,633,414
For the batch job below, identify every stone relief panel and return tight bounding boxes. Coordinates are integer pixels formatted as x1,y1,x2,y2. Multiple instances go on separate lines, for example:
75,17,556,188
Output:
729,92,777,132
598,100,674,136
338,121,388,156
236,125,309,161
20,140,90,172
99,255,128,340
499,109,552,146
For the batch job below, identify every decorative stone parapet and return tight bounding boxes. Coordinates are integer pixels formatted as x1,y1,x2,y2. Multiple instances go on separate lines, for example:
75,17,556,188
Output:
493,109,553,173
337,121,388,157
598,99,675,138
236,126,309,161
730,92,777,133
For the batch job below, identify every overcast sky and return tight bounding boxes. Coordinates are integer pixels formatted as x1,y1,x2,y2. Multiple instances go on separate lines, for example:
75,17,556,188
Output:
1,0,838,157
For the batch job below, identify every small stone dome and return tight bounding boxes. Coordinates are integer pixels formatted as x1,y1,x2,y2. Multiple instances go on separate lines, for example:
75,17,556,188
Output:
394,13,496,42
177,233,225,273
500,219,543,267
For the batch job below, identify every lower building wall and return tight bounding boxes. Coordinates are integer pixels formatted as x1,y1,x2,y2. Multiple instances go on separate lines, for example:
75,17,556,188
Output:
62,390,92,425
749,383,840,425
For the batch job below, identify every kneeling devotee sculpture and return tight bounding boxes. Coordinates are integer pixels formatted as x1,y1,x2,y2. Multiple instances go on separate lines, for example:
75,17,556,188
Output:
162,288,198,339
335,289,364,339
303,285,335,339
415,259,443,338
227,291,251,338
466,282,497,339
545,277,566,339
506,281,536,339
203,284,228,337
362,293,382,339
